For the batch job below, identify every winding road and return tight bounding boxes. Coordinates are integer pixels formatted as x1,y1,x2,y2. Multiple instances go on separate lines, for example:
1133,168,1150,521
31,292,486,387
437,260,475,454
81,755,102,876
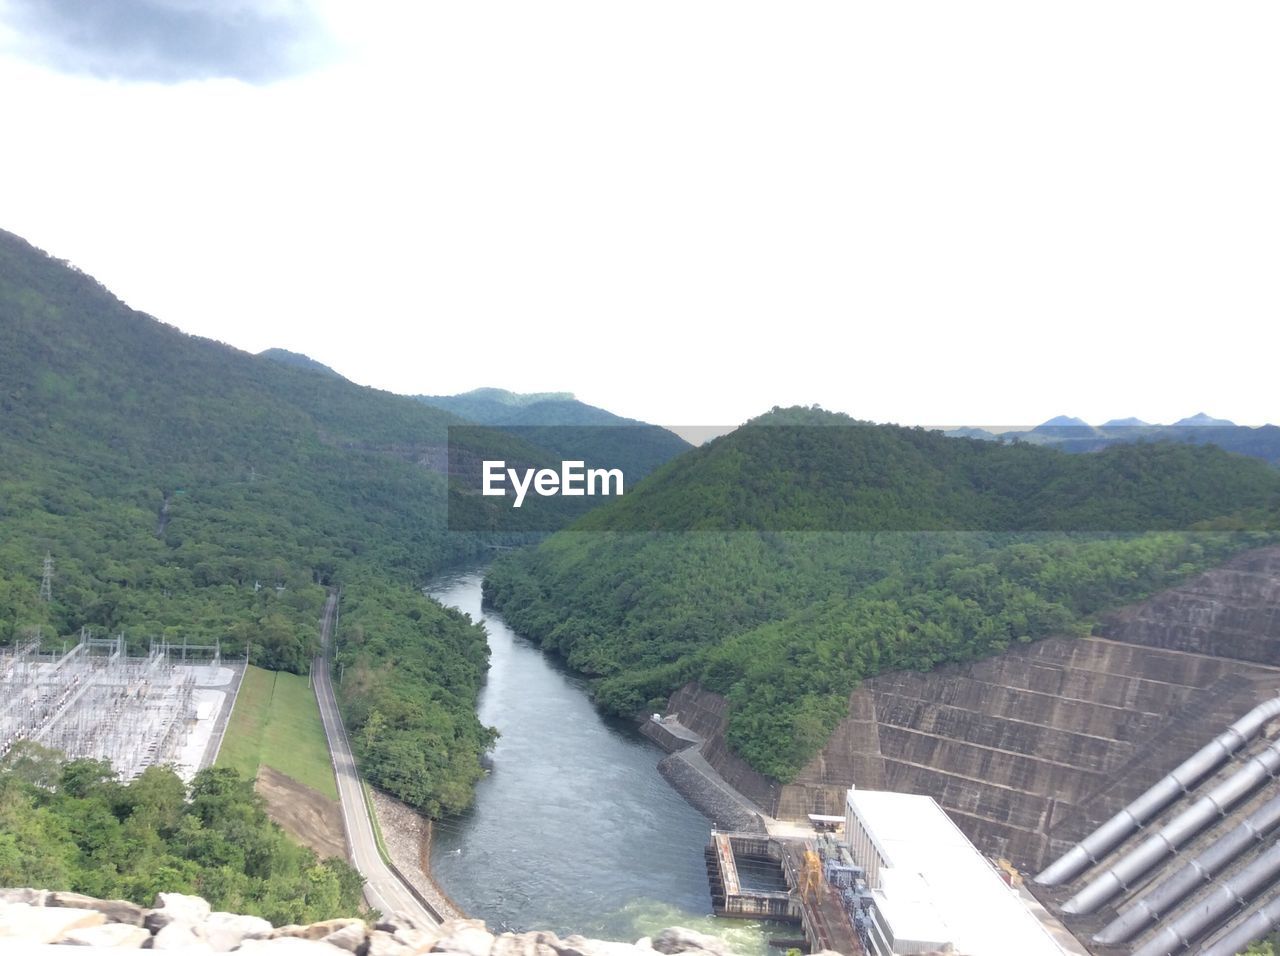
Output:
314,592,440,925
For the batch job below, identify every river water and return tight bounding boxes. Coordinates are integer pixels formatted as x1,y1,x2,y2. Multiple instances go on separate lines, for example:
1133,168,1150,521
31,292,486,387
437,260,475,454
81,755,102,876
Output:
424,567,782,954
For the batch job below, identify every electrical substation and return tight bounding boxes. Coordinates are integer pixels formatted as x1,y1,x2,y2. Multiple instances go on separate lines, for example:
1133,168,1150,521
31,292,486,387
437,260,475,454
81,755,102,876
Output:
0,630,239,781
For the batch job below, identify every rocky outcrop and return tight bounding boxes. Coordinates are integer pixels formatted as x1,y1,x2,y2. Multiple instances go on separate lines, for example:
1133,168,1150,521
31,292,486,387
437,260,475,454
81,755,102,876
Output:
0,889,762,955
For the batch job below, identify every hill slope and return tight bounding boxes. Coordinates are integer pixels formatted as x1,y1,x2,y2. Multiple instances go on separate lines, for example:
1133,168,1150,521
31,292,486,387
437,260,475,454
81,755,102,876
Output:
416,387,692,481
258,347,345,379
485,407,1280,780
0,229,521,815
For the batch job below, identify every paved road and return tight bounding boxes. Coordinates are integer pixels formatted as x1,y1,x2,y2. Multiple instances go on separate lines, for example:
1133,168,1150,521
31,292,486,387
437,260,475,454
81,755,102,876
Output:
313,592,440,925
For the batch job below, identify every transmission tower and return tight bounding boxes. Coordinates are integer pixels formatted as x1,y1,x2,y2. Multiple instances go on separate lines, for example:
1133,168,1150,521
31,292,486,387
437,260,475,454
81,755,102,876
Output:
40,553,53,603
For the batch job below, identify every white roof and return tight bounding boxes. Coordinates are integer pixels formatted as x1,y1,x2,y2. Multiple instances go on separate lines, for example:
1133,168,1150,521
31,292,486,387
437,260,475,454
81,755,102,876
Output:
846,789,1067,956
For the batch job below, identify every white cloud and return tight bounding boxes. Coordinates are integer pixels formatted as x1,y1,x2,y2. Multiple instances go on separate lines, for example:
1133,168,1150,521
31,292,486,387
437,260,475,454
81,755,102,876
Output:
0,2,1276,427
0,0,334,83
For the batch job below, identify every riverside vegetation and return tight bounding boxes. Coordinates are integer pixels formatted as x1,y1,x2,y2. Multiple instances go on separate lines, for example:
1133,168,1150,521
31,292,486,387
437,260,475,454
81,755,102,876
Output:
0,750,364,924
485,407,1280,781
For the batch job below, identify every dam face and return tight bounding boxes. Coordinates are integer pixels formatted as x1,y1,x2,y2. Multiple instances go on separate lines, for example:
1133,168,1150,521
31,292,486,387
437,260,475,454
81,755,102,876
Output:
668,546,1280,874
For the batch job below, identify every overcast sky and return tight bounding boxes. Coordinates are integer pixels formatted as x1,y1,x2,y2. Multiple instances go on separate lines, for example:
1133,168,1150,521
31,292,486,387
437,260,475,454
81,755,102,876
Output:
0,2,1276,428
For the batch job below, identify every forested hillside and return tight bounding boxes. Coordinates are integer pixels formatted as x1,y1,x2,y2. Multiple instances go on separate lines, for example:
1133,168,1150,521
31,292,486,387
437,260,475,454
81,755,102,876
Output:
258,347,345,379
417,387,691,481
485,408,1280,780
0,229,510,815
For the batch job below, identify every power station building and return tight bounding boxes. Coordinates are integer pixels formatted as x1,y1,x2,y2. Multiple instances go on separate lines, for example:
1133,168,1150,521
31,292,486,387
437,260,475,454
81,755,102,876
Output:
844,788,1068,956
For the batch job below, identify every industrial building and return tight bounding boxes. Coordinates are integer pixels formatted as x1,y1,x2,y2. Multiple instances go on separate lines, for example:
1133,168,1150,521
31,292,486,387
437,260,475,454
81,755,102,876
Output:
844,788,1069,956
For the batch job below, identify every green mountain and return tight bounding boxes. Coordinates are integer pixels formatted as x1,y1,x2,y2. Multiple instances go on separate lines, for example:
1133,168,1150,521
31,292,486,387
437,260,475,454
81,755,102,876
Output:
0,228,535,816
485,407,1280,780
415,386,575,420
1174,412,1236,427
258,347,345,379
573,407,1280,533
951,415,1280,465
416,387,692,482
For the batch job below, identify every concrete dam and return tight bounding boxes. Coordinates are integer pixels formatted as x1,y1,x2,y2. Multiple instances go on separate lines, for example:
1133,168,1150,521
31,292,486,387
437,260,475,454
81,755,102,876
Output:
663,545,1280,954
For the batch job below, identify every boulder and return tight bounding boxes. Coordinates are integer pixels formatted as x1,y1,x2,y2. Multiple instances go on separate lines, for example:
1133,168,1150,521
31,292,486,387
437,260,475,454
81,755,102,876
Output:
0,901,106,943
203,911,275,951
368,929,416,956
237,939,349,953
50,891,147,926
152,921,206,950
146,892,212,931
556,934,647,956
429,918,494,956
321,920,369,952
490,932,560,956
0,888,49,906
650,927,731,955
273,917,366,940
59,922,154,947
394,925,444,952
378,911,425,933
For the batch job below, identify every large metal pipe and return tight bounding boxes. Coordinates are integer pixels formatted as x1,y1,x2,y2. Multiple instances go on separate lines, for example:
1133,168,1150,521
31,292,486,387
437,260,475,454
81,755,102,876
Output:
1035,696,1280,887
1200,893,1280,956
1063,740,1280,915
1130,841,1280,956
1095,792,1280,945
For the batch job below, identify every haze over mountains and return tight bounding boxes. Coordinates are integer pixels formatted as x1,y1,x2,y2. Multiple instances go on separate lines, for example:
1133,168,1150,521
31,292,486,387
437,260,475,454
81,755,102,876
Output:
948,413,1280,465
253,360,693,483
416,387,691,482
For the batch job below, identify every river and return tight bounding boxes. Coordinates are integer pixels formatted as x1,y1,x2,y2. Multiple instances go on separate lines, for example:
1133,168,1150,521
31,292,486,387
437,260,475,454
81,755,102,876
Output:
424,567,784,954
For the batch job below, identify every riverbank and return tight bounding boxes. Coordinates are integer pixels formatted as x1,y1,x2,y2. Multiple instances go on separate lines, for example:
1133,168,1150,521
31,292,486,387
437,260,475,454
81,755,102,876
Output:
423,567,773,948
369,788,468,922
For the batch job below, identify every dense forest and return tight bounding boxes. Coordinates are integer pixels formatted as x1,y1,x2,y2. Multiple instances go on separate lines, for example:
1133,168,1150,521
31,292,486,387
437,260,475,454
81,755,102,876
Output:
0,749,364,923
486,408,1280,781
0,229,541,815
332,577,497,817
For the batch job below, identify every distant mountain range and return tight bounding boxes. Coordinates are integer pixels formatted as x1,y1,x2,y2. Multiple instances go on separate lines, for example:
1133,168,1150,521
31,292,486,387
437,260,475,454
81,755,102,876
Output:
415,387,691,481
945,414,1280,465
247,365,692,482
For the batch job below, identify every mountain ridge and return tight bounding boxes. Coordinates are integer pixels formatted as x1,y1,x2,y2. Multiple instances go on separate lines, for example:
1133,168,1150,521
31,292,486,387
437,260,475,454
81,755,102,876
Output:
486,406,1280,780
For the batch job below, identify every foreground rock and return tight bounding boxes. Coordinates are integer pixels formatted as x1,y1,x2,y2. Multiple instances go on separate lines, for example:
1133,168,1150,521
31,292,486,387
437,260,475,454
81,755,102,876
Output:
0,889,765,954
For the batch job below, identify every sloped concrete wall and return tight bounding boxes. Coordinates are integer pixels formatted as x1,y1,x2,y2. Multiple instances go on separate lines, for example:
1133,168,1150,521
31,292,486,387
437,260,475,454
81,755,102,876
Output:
664,684,782,815
669,546,1280,877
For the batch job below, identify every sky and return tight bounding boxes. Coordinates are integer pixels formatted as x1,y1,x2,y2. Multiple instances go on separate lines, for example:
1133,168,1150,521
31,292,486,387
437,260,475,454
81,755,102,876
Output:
0,1,1276,429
